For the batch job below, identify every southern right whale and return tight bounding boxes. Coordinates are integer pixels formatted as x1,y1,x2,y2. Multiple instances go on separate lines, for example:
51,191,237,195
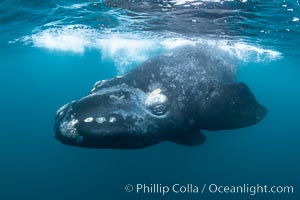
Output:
54,45,267,149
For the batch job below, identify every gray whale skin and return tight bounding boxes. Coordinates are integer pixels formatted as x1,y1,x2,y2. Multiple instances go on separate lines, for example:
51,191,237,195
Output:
54,45,267,149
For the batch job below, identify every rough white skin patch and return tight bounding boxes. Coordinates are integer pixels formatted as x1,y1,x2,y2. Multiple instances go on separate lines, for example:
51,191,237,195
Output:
109,94,125,100
153,88,161,94
90,87,96,92
84,117,93,123
70,119,79,126
59,119,78,138
145,88,168,107
96,117,106,123
109,117,116,123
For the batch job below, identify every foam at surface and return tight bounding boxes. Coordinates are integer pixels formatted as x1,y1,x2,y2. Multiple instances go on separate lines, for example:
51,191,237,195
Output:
11,24,282,73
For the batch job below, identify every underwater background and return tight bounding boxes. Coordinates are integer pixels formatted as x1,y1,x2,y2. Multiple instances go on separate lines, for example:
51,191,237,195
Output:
0,0,299,199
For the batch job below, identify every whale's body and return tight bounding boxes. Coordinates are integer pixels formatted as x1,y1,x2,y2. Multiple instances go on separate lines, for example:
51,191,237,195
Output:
55,45,267,149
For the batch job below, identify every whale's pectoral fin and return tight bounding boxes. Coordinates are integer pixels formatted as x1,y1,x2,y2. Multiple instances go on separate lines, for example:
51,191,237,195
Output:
203,82,268,130
167,131,206,146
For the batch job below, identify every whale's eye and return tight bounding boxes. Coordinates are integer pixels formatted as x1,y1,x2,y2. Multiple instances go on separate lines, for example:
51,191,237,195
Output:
149,104,167,115
145,89,168,116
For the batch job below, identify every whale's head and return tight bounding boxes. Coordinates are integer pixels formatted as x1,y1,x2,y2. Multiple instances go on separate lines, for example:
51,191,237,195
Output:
54,84,171,149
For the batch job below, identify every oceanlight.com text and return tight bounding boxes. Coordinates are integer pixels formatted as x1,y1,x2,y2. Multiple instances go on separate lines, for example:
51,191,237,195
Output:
124,183,294,196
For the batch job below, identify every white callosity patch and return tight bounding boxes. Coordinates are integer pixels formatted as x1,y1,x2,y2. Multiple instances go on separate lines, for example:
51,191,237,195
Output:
90,76,122,93
95,116,116,124
70,119,79,126
96,117,106,123
109,94,125,101
84,117,94,123
145,88,168,116
59,119,79,138
90,79,111,93
90,87,96,92
109,117,117,123
145,89,168,107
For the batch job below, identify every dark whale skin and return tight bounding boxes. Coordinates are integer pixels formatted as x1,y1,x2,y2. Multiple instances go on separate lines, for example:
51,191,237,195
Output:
54,45,267,149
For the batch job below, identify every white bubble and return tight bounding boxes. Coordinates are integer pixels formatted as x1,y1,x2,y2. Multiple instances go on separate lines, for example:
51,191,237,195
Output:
15,24,282,68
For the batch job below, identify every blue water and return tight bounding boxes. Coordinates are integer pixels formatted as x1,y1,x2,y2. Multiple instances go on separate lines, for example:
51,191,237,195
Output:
0,0,299,200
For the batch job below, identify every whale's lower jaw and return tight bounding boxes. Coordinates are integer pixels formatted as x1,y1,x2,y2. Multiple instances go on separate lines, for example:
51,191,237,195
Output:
55,130,163,149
